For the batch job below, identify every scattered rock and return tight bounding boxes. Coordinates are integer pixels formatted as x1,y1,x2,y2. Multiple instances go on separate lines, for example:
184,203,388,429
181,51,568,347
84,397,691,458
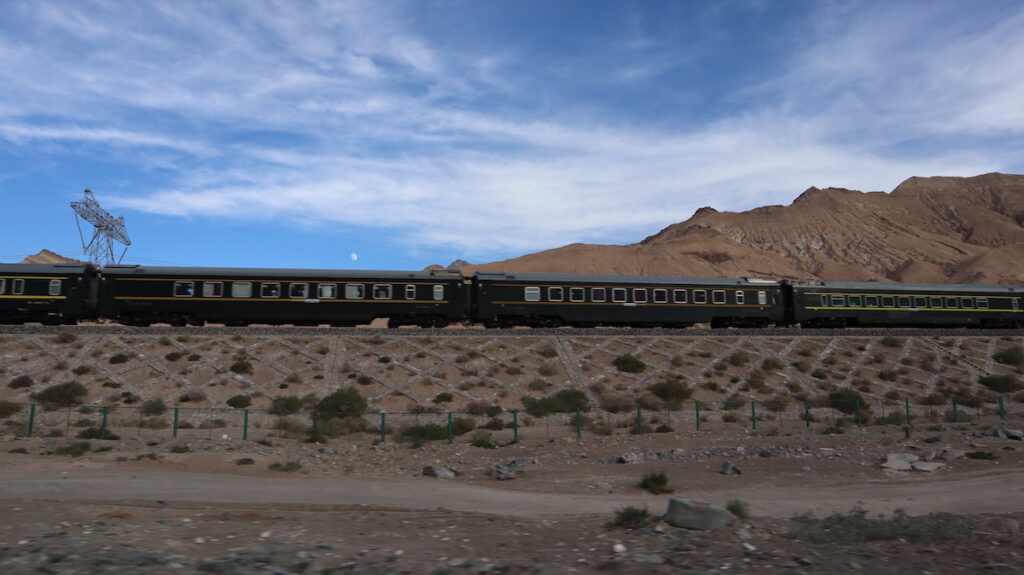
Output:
720,460,742,475
1002,429,1023,441
911,461,944,472
422,466,456,479
664,498,736,530
881,453,918,471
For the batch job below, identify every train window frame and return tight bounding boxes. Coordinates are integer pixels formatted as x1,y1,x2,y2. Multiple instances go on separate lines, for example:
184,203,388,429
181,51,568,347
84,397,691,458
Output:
882,296,895,307
49,279,62,296
929,297,943,308
653,289,668,303
898,296,911,308
0,278,5,294
848,295,862,307
260,282,281,298
433,285,444,301
12,278,25,295
405,285,416,300
318,284,337,299
173,281,195,297
735,291,745,305
569,287,585,302
345,284,365,300
633,289,648,303
1014,298,1020,310
591,287,606,302
945,297,958,309
289,283,309,299
548,287,564,302
232,282,252,298
693,290,707,304
758,291,767,305
524,287,540,302
914,296,927,308
831,295,845,307
674,289,687,304
865,296,879,307
977,298,989,309
820,295,829,307
373,284,392,300
612,288,627,302
203,282,224,297
712,290,726,304
961,298,974,309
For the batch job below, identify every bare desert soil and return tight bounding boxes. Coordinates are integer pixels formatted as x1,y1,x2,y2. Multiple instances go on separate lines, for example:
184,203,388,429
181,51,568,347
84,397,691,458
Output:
1,424,1022,574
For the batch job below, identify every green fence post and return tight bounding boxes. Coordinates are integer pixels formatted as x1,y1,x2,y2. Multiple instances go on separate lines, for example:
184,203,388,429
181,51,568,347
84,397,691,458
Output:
100,406,108,439
804,401,810,428
575,408,582,439
695,401,701,431
512,410,519,443
998,397,1006,424
27,404,36,438
172,407,179,438
380,413,386,444
952,398,958,423
635,405,643,434
855,400,861,427
750,400,757,431
242,409,249,441
904,398,912,427
447,412,453,444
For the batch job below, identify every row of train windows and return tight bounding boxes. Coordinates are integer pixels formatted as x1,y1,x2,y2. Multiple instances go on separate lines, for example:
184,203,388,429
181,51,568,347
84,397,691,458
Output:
523,286,768,305
819,294,1008,310
0,279,62,296
172,282,445,301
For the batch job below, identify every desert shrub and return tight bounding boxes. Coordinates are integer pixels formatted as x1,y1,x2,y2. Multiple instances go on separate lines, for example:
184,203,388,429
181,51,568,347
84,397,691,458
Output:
470,431,497,449
884,390,901,400
140,399,167,416
608,506,651,529
356,375,372,385
53,332,77,344
485,405,502,417
108,353,130,364
654,424,673,433
522,389,589,416
398,423,448,442
268,461,302,472
8,375,33,389
0,401,21,418
873,413,905,426
270,395,305,415
432,392,454,404
722,412,740,423
919,393,946,406
966,451,998,460
139,417,169,429
790,507,969,544
316,388,367,418
170,444,190,453
236,458,255,465
791,361,810,373
313,416,367,438
978,375,1019,393
727,351,750,366
482,418,505,431
811,368,828,380
762,357,785,371
197,419,227,429
880,336,902,348
638,471,672,494
993,346,1024,367
726,499,750,519
55,441,91,457
526,379,548,391
378,356,391,364
722,395,746,411
827,388,866,415
878,370,898,381
537,345,558,358
75,427,120,440
32,382,88,407
649,378,692,409
612,354,646,373
187,353,201,361
71,366,92,376
177,390,204,403
229,360,253,375
796,347,813,357
164,351,184,361
226,394,251,409
505,366,522,375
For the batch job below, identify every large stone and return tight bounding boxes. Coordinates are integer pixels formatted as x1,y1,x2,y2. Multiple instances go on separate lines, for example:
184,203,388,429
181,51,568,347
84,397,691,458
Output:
720,460,742,475
882,453,918,471
664,498,736,530
422,465,456,479
911,461,945,472
1003,429,1023,441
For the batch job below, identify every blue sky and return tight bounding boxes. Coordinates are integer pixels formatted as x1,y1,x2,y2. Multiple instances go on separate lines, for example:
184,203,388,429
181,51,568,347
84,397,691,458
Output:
2,0,1023,269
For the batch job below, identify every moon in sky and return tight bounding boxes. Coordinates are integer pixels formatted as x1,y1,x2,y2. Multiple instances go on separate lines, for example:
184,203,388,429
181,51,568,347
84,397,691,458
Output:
350,253,359,261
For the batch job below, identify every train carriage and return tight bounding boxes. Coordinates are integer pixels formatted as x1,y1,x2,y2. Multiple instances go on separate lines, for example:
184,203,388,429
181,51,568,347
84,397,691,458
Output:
97,265,466,327
472,271,786,328
0,263,97,324
788,280,1024,328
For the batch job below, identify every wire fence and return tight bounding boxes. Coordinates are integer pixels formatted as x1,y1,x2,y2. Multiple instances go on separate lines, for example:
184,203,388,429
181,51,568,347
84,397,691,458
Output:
1,397,1021,445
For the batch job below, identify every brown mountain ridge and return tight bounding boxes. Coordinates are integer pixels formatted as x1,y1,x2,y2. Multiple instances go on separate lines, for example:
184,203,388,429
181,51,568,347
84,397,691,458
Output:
465,173,1024,285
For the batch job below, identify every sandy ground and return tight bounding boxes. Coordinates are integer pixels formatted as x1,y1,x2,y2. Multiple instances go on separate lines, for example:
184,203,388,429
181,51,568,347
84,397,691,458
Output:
0,424,1023,574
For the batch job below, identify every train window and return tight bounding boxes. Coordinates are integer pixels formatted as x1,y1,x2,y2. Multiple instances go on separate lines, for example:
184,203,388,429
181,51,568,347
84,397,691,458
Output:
12,278,25,295
865,296,878,307
591,287,607,302
735,291,745,305
261,283,281,298
673,289,687,303
693,290,707,304
945,297,958,308
373,285,392,300
653,289,668,303
712,290,726,304
405,285,416,300
0,278,5,294
49,279,62,296
289,283,308,299
345,284,364,299
173,281,195,297
612,288,627,302
433,285,444,300
961,298,974,309
977,298,989,309
1015,299,1020,310
319,284,337,299
758,291,767,305
882,296,895,307
548,287,564,301
569,287,585,302
232,282,252,298
820,295,829,306
898,296,911,307
914,297,927,308
831,295,845,307
929,297,943,308
524,287,540,302
848,295,862,307
203,282,224,297
633,289,648,303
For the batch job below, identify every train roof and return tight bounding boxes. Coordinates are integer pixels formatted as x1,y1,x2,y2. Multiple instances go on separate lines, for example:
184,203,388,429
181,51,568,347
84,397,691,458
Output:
0,263,96,274
472,271,780,287
100,265,458,280
788,280,1020,294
